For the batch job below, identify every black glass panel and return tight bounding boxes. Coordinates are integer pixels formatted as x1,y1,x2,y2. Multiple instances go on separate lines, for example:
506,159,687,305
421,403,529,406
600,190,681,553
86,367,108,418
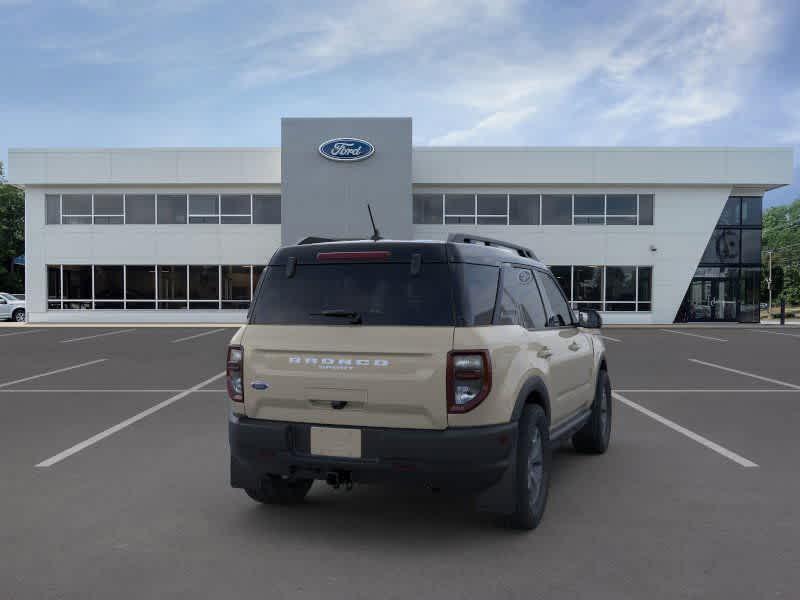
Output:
62,266,92,299
702,229,740,263
717,197,740,226
477,194,507,215
413,194,443,224
159,266,187,300
509,195,540,225
253,194,281,224
541,195,571,225
741,197,762,226
740,229,761,263
549,266,571,299
445,194,474,215
93,266,123,299
573,266,602,302
739,267,760,323
605,266,635,302
126,266,156,299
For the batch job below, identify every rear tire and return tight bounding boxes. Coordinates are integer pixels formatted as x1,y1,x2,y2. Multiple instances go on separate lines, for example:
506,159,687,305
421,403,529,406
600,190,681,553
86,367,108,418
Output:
12,309,25,322
507,404,550,530
245,476,313,505
572,370,612,454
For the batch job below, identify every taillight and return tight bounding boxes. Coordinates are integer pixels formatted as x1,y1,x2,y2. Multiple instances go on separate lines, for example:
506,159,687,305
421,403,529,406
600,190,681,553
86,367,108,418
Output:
447,350,491,413
227,345,244,402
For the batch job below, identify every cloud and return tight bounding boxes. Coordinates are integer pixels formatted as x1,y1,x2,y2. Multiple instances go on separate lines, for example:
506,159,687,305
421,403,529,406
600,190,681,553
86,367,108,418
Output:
236,0,519,88
429,107,537,145
428,0,779,144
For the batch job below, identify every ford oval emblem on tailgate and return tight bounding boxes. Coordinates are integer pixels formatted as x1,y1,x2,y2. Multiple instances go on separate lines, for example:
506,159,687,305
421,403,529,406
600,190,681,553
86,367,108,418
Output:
251,381,269,390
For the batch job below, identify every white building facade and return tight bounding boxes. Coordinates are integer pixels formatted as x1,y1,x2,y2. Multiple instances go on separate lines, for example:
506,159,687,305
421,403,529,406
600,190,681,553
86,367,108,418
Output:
9,118,794,325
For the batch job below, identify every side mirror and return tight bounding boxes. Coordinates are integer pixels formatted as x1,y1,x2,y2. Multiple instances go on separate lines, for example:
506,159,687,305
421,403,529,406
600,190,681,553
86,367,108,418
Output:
578,309,602,329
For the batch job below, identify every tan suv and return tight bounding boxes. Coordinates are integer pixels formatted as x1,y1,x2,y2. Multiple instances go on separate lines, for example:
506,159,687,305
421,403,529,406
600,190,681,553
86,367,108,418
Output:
227,234,611,529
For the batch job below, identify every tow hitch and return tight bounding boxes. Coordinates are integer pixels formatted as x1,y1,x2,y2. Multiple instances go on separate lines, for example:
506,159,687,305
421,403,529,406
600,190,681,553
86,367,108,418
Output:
325,471,353,491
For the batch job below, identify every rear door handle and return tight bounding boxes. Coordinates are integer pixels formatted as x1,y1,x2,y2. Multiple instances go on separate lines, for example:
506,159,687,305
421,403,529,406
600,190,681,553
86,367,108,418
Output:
568,341,580,351
537,347,553,359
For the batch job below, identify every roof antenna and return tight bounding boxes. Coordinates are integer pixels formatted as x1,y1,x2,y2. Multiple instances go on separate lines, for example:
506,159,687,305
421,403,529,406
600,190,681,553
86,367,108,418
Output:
367,204,382,241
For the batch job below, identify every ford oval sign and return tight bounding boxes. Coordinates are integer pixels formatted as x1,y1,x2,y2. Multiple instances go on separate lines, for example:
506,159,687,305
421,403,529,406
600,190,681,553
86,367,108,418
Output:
318,138,375,162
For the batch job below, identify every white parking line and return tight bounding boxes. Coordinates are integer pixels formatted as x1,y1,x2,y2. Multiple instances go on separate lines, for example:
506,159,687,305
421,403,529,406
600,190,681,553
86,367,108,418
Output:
747,329,800,339
612,392,758,468
0,329,44,338
689,358,800,390
659,329,727,342
171,328,226,343
617,388,800,393
0,359,108,389
599,335,622,343
35,371,225,468
60,329,135,344
0,388,227,393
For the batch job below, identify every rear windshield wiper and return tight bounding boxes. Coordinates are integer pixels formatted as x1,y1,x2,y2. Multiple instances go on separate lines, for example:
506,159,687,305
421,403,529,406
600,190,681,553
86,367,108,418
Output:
310,309,362,324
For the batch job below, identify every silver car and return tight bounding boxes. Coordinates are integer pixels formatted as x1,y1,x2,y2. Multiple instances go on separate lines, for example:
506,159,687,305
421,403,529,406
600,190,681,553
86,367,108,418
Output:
0,293,26,322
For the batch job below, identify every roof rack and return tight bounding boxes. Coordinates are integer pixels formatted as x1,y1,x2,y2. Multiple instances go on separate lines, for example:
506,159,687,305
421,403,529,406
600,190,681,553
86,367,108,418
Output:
447,233,538,260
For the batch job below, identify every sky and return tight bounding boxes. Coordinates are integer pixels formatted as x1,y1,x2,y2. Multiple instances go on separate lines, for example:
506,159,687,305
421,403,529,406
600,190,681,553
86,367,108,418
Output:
1,0,798,207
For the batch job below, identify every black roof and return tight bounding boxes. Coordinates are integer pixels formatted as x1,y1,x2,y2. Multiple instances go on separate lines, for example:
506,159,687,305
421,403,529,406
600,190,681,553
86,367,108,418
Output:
268,235,546,269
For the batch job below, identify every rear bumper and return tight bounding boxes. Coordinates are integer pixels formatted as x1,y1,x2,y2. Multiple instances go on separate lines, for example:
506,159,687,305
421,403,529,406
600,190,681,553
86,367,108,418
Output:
229,412,517,490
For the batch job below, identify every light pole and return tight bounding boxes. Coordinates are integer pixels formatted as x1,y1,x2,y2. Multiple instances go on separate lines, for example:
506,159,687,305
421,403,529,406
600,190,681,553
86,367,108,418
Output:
767,250,772,317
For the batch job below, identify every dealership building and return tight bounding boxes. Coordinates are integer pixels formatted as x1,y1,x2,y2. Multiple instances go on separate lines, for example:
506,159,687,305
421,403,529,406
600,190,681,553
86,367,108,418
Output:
8,117,794,324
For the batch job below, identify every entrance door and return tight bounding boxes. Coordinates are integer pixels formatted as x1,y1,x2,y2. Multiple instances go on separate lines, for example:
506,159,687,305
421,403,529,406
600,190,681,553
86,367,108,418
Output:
684,278,737,321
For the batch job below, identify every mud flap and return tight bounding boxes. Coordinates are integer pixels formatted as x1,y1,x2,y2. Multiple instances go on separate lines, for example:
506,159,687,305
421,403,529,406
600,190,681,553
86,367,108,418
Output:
474,436,518,515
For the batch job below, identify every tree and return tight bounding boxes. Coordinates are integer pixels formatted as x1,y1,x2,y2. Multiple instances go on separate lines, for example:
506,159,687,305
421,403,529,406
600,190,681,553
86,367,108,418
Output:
762,197,800,305
0,161,25,293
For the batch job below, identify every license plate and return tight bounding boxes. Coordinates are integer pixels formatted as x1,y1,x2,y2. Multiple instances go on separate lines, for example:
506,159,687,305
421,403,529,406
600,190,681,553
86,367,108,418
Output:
310,427,362,458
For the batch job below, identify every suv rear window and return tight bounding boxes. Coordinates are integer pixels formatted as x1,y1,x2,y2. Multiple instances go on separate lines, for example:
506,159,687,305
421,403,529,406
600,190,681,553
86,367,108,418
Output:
250,263,455,326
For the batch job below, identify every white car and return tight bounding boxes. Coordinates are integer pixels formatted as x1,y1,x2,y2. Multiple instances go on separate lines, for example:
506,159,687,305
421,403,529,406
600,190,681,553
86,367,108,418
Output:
0,293,26,322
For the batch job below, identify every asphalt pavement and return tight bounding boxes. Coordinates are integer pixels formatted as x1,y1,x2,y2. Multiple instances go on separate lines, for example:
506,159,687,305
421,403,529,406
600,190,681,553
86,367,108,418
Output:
1,325,798,599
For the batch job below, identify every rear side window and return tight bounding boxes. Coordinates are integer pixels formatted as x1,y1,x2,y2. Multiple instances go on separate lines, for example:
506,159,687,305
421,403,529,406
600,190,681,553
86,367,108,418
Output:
250,263,454,326
496,267,547,329
536,271,574,327
454,264,499,326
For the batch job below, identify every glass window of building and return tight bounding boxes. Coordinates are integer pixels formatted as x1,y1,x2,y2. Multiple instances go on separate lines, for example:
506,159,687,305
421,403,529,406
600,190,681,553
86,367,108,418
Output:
221,194,251,224
222,265,252,309
573,266,602,310
444,194,475,224
158,266,188,309
637,266,652,312
62,194,92,224
701,229,741,263
541,195,571,225
62,265,92,309
573,195,604,224
637,194,654,225
253,194,281,224
126,265,156,309
46,194,61,225
607,194,638,225
189,194,220,224
549,266,571,299
47,265,61,309
413,194,443,224
476,194,507,225
125,194,156,224
509,194,540,225
157,194,187,224
741,196,762,226
605,266,635,311
740,230,762,263
93,265,124,309
93,194,124,224
717,197,741,226
739,267,760,323
189,265,219,308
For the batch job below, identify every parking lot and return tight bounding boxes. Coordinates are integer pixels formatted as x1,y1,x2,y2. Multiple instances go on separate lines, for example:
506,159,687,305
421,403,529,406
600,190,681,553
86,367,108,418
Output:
1,324,799,599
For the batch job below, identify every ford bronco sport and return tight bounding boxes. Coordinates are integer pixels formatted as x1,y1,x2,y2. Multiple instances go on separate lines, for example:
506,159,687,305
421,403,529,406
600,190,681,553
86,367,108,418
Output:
228,234,611,529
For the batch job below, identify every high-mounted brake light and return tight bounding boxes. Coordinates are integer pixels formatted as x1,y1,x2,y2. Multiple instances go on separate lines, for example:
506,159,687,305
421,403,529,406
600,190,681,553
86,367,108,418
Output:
227,345,244,402
447,350,492,413
317,251,391,261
